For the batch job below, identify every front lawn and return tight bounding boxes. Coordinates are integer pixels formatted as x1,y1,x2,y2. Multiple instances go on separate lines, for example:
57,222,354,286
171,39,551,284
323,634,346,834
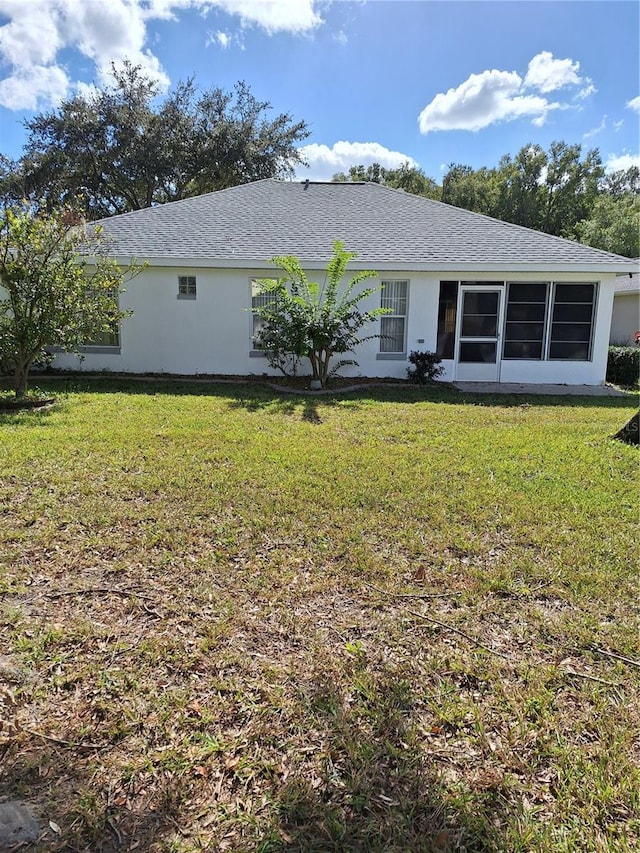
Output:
1,379,638,852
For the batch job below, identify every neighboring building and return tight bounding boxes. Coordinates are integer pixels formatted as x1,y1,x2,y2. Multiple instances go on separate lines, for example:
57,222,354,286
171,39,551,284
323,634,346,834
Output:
610,269,640,346
53,179,637,385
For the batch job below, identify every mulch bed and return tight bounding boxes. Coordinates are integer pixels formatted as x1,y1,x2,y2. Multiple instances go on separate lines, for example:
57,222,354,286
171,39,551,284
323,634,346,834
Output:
22,370,442,395
0,396,55,412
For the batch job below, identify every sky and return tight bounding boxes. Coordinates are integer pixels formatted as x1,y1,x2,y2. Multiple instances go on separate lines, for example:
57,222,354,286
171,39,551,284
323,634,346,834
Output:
0,0,638,183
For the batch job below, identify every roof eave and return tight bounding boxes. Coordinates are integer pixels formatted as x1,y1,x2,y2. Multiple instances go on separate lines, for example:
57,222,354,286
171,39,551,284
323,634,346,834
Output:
109,255,632,275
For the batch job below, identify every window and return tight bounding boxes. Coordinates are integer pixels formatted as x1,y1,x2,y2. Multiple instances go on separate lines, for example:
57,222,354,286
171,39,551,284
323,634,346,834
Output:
178,275,197,299
251,279,278,350
87,327,120,347
83,287,120,349
503,282,548,360
379,280,408,355
460,290,499,337
437,281,458,359
548,283,596,360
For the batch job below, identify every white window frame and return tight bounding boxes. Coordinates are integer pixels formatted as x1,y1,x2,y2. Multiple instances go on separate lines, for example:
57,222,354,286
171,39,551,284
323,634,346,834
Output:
378,279,409,359
250,278,278,356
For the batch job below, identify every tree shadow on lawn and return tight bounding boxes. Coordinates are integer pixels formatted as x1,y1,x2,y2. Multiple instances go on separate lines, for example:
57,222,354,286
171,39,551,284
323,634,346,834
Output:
0,676,507,853
0,737,191,852
256,675,507,853
228,392,328,423
0,404,60,428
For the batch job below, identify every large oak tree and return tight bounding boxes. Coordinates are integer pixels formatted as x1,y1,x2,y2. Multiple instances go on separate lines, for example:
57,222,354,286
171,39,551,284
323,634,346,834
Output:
4,63,309,220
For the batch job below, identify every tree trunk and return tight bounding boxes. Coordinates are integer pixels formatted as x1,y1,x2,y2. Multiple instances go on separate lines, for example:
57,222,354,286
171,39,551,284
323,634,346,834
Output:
309,351,320,383
14,362,30,399
320,350,332,388
613,410,639,445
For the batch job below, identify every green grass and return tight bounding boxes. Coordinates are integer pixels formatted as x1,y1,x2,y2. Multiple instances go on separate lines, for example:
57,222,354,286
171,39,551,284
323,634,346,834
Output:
0,377,638,852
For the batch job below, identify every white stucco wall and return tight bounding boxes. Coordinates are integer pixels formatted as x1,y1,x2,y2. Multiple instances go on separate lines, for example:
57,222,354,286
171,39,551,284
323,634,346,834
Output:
53,266,272,376
51,266,436,380
610,291,640,345
49,265,617,386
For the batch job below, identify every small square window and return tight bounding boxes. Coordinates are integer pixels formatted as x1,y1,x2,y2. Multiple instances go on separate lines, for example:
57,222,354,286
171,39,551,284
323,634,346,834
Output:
178,275,197,298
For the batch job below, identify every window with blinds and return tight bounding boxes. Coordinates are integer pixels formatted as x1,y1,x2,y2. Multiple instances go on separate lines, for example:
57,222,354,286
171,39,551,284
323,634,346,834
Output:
380,280,408,354
251,279,278,348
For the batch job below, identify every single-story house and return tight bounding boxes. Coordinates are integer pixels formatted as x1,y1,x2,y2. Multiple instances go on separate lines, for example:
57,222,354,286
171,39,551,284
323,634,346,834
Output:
53,179,637,385
610,269,640,346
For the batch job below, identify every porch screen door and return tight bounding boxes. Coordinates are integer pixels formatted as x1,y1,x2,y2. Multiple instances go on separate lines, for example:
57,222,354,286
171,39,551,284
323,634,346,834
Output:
455,286,504,381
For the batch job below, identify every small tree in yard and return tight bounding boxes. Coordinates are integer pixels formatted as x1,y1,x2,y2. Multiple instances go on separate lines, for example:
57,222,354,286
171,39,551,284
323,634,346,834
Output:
253,241,386,387
0,205,135,398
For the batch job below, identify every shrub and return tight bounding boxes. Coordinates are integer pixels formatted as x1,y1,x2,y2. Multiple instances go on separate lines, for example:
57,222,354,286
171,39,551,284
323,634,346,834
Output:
406,350,444,384
606,346,640,387
252,241,385,387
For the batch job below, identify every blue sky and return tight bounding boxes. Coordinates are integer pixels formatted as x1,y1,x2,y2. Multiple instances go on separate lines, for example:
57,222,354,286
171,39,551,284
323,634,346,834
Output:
0,1,638,182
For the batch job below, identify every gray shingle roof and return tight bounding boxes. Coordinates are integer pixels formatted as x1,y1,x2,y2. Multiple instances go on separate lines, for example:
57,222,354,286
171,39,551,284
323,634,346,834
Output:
96,179,636,270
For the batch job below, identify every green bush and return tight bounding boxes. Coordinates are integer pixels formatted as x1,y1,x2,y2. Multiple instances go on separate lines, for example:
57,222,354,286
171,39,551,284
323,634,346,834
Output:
606,346,640,386
406,350,444,384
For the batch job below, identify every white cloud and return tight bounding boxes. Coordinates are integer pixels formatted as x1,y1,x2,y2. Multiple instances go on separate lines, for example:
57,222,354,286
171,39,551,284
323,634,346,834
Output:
583,115,606,139
0,0,323,110
627,96,640,114
207,29,232,48
213,0,322,34
74,80,100,101
140,0,322,31
613,119,624,132
297,141,417,181
419,68,560,133
418,51,588,134
0,63,69,110
143,0,322,31
576,81,596,100
605,152,640,173
64,0,170,89
523,51,581,93
0,0,63,67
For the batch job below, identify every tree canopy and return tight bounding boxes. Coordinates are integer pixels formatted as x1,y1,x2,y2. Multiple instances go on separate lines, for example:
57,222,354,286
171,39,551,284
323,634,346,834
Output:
2,63,309,220
332,161,440,200
440,141,605,238
0,206,137,396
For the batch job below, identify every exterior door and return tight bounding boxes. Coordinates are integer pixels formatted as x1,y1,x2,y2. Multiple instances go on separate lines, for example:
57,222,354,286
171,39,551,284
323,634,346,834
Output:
455,285,504,381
